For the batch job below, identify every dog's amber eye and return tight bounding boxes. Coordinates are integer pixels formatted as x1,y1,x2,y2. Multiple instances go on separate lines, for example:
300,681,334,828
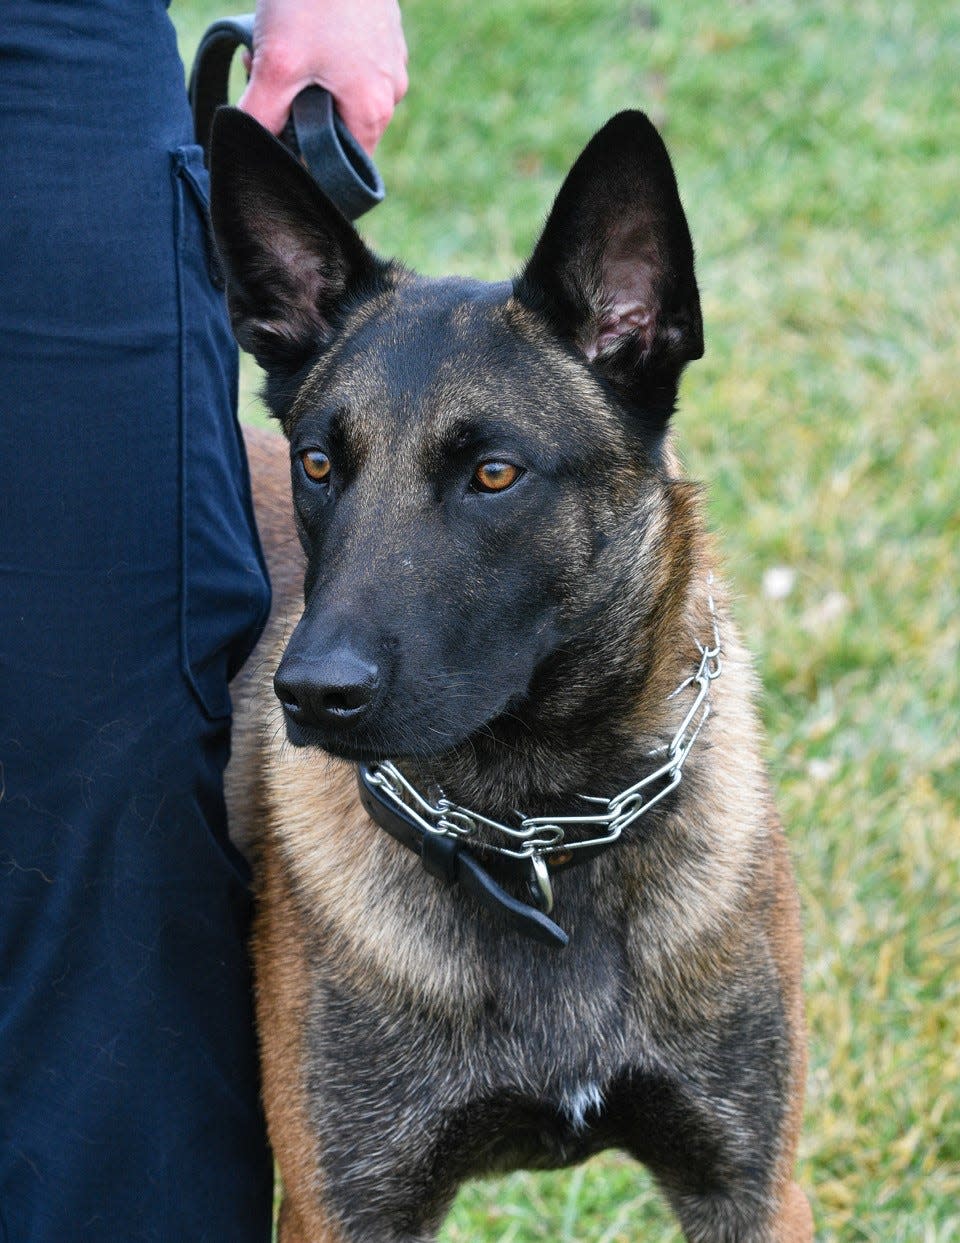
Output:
300,449,331,482
473,461,521,493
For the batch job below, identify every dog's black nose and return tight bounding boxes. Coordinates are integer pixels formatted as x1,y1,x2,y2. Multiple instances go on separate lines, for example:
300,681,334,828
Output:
274,648,381,728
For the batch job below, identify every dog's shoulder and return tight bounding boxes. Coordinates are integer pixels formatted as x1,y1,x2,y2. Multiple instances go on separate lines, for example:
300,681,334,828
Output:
226,424,303,859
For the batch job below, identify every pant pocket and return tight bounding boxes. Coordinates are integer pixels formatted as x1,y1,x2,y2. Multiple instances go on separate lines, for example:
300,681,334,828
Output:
172,145,271,721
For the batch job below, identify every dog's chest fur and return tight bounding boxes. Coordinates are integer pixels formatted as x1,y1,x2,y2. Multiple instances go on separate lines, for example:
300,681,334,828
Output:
264,791,788,1238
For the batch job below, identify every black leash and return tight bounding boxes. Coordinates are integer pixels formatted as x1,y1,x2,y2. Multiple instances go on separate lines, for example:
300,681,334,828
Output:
357,764,571,949
188,14,385,220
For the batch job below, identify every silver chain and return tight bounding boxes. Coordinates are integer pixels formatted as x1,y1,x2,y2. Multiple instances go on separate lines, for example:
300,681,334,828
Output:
366,579,723,867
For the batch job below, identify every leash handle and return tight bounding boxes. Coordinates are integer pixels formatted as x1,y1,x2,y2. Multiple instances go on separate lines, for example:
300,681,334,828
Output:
188,14,385,220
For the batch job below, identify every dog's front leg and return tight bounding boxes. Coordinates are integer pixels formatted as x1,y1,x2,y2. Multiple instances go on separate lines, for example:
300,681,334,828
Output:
276,1198,343,1243
666,1181,813,1243
638,1027,812,1242
255,842,453,1243
772,1181,815,1242
253,847,351,1243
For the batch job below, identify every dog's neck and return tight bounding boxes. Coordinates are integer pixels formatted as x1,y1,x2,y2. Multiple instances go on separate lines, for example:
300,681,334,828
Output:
399,573,720,830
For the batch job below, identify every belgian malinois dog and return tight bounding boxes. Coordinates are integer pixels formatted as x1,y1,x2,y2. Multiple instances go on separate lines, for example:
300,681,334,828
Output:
211,106,812,1242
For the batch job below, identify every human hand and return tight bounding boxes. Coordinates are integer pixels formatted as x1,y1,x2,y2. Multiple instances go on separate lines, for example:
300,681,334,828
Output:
238,0,408,154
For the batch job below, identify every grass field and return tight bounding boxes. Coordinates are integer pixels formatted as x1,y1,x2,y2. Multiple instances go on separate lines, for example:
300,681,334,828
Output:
173,1,960,1238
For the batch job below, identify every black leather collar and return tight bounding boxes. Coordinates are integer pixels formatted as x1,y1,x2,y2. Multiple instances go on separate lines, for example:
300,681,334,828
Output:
357,764,570,948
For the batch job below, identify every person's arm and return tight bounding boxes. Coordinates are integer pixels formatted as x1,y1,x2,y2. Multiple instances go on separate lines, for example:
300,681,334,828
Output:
238,0,408,154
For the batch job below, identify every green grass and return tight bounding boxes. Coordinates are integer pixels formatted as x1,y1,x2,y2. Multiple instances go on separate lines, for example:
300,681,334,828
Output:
172,1,960,1237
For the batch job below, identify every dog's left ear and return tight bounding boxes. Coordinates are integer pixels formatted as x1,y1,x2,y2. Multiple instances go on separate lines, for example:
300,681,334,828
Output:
514,111,703,427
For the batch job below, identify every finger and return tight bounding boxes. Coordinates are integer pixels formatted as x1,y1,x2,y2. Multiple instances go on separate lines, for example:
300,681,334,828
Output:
237,71,298,135
393,63,410,105
335,85,397,155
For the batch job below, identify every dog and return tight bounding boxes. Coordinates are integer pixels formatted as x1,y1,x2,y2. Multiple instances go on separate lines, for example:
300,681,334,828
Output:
211,105,812,1242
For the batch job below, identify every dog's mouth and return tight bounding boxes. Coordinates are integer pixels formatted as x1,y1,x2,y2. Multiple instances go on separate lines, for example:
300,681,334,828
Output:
278,689,529,766
281,714,397,762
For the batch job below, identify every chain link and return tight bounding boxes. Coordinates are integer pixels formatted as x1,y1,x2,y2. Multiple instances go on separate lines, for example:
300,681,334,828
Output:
367,578,723,866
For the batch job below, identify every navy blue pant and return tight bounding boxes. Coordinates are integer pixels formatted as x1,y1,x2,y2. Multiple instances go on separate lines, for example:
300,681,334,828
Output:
0,3,273,1238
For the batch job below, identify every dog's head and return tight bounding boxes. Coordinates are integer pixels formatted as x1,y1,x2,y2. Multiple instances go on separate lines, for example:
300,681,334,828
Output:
211,109,703,793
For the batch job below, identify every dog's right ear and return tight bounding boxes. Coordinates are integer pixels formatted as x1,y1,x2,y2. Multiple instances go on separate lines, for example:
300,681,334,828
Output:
209,107,386,374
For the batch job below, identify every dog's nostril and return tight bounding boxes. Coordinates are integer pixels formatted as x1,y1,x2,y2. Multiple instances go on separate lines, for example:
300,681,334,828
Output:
273,673,304,717
321,683,375,715
316,662,380,720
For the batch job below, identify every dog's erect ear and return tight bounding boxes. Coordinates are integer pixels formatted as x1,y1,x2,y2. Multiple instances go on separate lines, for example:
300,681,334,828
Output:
209,107,385,373
514,111,703,426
